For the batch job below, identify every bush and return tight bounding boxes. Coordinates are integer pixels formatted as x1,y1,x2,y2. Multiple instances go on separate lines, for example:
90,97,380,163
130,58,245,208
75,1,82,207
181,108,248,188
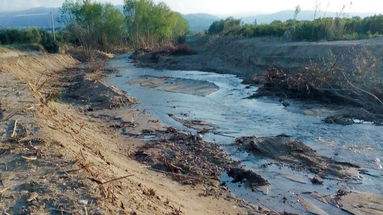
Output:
61,0,127,54
208,17,241,35
0,28,58,53
124,0,189,49
208,15,383,41
264,52,383,113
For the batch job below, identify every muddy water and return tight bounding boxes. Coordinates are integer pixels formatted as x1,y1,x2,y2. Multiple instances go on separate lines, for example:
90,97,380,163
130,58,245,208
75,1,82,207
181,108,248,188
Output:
107,54,383,214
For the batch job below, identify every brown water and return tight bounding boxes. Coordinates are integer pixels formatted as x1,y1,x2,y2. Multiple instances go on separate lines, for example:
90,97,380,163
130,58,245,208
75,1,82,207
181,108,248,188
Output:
108,54,383,214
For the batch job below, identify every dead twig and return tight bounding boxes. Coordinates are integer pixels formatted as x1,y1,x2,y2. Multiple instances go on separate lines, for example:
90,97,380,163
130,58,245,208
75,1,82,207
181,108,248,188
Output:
11,120,18,138
27,81,47,105
341,71,383,105
4,112,16,121
89,174,134,185
51,208,71,214
0,187,9,194
27,192,39,202
21,156,38,161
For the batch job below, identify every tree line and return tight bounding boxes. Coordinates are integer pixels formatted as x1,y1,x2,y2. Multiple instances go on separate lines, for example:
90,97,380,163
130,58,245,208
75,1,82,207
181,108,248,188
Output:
124,0,189,49
60,0,188,53
208,15,383,41
0,28,59,53
0,0,189,54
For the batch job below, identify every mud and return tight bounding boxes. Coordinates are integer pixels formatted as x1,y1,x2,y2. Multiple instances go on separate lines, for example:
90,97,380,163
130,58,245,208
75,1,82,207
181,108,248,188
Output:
61,74,136,111
336,191,383,215
323,108,383,126
132,36,383,125
129,76,219,96
227,168,269,190
6,120,27,140
235,135,360,179
168,114,214,133
0,102,3,120
132,127,270,201
134,127,236,185
312,190,383,215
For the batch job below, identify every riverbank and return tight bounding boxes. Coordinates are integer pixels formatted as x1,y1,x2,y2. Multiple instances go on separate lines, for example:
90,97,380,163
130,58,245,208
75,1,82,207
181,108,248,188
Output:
132,36,383,124
0,50,262,214
132,36,383,79
107,54,383,215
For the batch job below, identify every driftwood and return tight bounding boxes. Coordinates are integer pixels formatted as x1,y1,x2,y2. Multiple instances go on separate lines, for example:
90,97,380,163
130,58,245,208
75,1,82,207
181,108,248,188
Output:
11,120,18,138
89,174,134,185
262,67,383,115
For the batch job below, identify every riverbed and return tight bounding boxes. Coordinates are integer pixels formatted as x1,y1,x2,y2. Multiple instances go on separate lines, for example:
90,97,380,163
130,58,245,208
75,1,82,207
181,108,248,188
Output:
107,54,383,214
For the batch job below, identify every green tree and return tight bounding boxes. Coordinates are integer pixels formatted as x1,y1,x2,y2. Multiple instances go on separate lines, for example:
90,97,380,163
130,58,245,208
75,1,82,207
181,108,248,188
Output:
61,0,126,54
208,17,241,35
25,28,42,44
124,0,189,49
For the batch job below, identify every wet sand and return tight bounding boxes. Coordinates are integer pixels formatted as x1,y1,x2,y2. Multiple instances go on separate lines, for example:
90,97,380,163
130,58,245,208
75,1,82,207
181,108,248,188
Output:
129,76,219,96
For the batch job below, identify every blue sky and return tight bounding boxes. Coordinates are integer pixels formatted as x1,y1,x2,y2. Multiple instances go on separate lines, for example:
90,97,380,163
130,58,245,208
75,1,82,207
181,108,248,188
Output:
0,0,382,14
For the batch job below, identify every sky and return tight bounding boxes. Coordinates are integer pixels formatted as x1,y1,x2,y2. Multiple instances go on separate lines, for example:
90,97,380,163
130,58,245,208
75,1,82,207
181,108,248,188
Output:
0,0,382,14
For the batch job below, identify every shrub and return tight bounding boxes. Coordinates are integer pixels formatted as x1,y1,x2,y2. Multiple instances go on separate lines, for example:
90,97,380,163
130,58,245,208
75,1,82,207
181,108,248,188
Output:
208,15,383,41
0,28,58,53
61,0,127,54
124,0,189,49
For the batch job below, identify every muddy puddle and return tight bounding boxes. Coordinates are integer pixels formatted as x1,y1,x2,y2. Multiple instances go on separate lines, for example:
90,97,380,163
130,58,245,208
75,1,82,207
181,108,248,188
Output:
107,54,383,214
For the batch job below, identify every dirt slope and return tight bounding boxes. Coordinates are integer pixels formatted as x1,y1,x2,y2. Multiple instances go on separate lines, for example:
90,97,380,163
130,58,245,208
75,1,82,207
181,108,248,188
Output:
133,36,383,81
0,53,257,214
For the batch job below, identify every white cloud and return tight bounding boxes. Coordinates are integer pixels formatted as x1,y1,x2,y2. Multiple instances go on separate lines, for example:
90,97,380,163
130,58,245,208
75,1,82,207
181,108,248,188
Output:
0,0,61,11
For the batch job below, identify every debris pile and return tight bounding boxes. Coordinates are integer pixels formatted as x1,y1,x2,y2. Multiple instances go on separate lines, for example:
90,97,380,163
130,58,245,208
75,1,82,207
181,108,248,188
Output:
235,135,360,179
62,75,136,111
134,127,233,185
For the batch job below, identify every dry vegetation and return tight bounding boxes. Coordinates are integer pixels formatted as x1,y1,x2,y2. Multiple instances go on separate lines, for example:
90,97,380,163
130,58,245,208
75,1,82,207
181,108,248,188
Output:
0,52,259,214
261,51,383,115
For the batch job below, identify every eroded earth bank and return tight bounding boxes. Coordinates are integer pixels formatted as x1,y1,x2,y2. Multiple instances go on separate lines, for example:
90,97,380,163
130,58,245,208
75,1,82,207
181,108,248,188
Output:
1,42,383,215
123,37,383,215
0,49,260,215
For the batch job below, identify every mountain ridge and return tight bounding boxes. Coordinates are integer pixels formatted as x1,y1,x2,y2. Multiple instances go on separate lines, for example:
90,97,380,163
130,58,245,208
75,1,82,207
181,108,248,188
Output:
0,7,379,31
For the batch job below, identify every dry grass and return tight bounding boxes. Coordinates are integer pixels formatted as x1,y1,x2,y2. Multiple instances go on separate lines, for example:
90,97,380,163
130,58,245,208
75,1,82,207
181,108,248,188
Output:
143,188,156,197
0,51,256,215
265,52,383,114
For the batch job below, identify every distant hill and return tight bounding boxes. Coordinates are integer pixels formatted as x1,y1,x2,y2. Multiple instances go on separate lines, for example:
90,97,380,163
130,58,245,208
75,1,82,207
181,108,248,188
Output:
0,7,62,29
0,7,376,31
240,10,374,24
183,13,220,32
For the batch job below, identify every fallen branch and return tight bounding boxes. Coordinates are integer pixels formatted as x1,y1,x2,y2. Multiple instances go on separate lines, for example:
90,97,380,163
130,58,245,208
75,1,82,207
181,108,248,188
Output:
11,120,18,138
341,71,383,105
22,156,38,161
89,174,134,185
0,187,9,194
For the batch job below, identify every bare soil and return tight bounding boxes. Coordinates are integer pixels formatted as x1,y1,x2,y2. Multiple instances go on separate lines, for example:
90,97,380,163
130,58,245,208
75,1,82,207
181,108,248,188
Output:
132,36,383,81
0,51,268,214
168,114,214,133
129,76,219,96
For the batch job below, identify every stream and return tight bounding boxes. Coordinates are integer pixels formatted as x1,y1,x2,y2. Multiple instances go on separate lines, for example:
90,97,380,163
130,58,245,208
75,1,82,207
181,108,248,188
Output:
107,54,383,214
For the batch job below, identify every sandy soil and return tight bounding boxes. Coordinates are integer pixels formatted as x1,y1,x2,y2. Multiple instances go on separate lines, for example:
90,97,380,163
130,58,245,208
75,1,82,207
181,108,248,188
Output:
0,52,261,214
0,47,25,59
129,76,219,96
